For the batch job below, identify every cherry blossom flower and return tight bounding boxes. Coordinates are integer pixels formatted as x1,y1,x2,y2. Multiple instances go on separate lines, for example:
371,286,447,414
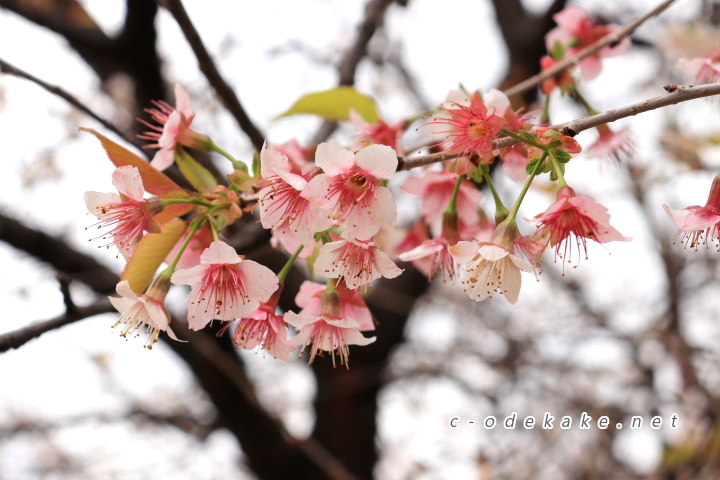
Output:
302,143,398,241
449,224,533,304
350,109,406,154
401,171,483,237
501,146,531,182
539,55,576,94
399,237,462,282
285,283,375,367
171,241,279,330
138,84,210,171
232,290,294,362
109,279,181,349
677,47,720,85
294,281,374,331
664,174,720,249
258,145,332,253
529,186,630,268
585,125,634,163
314,232,403,290
545,6,629,81
85,166,162,258
427,92,505,168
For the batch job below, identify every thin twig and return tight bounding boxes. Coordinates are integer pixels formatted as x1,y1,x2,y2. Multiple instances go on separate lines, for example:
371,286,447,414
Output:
0,57,141,150
160,0,266,151
0,299,114,353
502,0,677,98
312,0,398,144
398,83,720,171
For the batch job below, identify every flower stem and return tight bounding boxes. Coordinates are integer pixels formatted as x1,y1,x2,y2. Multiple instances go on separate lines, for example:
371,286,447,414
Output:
548,149,568,187
444,174,464,214
572,87,599,115
277,245,304,284
500,128,545,149
165,219,203,273
209,140,246,171
482,170,509,223
507,151,547,222
160,198,211,208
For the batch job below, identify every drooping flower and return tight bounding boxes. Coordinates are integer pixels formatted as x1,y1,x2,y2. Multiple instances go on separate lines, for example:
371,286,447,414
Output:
108,279,181,349
401,171,483,237
171,241,279,330
232,290,294,362
399,237,462,282
350,109,406,154
314,232,403,290
677,47,720,85
285,282,375,367
529,186,630,268
302,143,398,241
257,145,332,253
426,92,505,168
85,165,162,258
450,223,533,304
294,281,374,331
585,125,634,163
545,6,630,80
138,84,210,171
664,173,720,249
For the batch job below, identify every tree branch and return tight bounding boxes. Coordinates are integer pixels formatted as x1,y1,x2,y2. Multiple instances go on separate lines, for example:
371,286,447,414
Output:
503,0,677,98
0,299,114,353
0,57,142,150
159,0,266,151
398,83,720,171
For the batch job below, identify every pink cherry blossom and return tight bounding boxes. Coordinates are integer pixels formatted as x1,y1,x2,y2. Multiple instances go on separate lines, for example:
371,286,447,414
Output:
138,84,210,171
529,186,630,268
585,125,634,163
426,93,505,167
314,232,403,290
84,165,162,259
399,237,462,282
450,239,533,305
257,145,332,253
171,241,279,330
350,109,406,154
677,47,720,85
232,291,294,362
401,171,483,237
545,6,629,80
294,281,374,331
285,283,375,367
109,279,181,349
664,174,720,249
302,143,398,241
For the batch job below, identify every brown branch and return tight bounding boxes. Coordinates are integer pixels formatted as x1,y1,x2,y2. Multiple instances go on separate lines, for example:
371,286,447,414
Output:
0,57,142,151
502,0,677,98
0,299,114,353
398,83,720,171
312,0,400,144
159,0,266,151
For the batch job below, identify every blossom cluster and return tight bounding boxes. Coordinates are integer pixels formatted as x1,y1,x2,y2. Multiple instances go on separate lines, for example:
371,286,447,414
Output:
82,6,720,365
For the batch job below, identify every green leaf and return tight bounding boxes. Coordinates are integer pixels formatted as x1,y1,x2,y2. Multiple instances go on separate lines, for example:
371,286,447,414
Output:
175,149,218,191
526,158,540,175
121,219,187,293
278,86,378,123
554,150,572,163
518,130,537,142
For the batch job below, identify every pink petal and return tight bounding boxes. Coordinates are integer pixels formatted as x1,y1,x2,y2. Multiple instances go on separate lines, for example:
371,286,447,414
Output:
174,84,194,119
112,166,145,200
200,241,242,265
238,260,279,303
449,241,479,264
84,191,121,216
150,147,176,171
315,143,355,175
295,281,325,309
261,145,291,180
171,264,209,287
355,144,398,180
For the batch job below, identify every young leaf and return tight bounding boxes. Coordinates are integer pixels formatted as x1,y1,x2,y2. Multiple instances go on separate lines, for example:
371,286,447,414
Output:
554,149,572,163
80,127,185,196
121,219,187,293
175,149,218,191
278,86,378,123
